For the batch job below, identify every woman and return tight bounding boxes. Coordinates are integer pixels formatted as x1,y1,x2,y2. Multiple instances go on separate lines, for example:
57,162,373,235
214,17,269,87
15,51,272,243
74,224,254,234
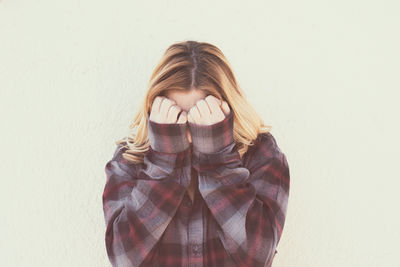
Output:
102,40,290,267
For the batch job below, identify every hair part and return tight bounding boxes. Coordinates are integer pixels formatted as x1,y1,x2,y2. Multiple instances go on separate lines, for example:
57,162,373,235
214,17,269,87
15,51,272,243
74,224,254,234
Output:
115,40,272,164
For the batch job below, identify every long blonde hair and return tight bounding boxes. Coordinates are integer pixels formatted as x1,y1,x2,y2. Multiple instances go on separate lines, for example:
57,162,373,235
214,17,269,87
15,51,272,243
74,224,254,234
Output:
115,40,272,164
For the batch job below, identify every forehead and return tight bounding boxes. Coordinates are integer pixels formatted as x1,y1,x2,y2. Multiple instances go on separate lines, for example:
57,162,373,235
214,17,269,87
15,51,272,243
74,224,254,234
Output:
166,90,206,102
165,89,207,111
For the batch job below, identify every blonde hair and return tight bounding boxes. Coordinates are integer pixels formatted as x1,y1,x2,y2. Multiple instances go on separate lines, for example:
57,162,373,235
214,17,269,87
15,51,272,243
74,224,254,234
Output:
115,40,272,164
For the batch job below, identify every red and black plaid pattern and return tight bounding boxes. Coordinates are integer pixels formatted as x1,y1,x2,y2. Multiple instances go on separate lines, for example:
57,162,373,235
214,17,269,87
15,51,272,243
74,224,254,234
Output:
188,109,235,154
103,110,290,267
147,113,190,154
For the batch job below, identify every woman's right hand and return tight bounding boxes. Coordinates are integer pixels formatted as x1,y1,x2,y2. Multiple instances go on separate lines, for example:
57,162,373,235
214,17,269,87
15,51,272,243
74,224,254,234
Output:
149,96,187,124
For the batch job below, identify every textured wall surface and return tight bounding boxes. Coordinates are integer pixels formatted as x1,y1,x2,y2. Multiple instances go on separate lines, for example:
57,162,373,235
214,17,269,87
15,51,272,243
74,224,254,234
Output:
1,0,399,266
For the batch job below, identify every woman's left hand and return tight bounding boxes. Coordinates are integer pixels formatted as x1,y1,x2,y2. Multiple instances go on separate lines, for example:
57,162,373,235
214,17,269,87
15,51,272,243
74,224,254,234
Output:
187,95,230,125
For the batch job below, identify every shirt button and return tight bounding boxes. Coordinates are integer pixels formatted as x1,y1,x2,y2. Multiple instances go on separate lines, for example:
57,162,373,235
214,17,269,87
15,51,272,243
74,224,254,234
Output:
191,244,202,256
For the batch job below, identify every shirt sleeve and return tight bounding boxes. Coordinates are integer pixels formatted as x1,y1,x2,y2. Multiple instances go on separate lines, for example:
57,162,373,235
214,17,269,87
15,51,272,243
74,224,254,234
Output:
188,110,290,267
102,115,192,267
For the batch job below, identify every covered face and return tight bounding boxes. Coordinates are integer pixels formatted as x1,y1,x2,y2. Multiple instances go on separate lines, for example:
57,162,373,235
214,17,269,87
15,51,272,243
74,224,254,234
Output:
164,89,207,143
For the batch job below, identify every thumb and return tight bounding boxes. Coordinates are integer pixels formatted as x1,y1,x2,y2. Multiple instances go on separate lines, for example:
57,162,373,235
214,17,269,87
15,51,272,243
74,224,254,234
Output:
221,101,230,116
177,111,187,124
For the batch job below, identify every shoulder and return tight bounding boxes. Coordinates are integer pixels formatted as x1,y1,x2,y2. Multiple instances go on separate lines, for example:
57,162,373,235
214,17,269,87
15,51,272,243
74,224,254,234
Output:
105,141,138,176
107,141,128,162
253,132,284,158
244,132,288,171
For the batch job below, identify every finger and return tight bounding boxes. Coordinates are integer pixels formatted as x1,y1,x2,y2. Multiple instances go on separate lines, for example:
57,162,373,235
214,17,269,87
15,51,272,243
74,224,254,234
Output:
189,105,200,124
159,97,176,121
187,112,193,123
205,95,224,116
153,96,163,112
167,105,181,123
221,100,231,116
150,96,163,120
195,99,211,122
177,110,187,124
206,95,222,106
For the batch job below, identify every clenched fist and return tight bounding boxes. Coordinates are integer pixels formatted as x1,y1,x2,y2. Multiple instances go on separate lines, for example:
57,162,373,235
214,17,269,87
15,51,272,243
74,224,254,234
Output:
149,96,188,124
187,95,231,125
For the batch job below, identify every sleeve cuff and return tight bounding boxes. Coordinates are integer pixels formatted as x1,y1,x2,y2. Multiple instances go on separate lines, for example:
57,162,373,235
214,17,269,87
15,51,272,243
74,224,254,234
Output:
187,109,235,154
147,113,190,154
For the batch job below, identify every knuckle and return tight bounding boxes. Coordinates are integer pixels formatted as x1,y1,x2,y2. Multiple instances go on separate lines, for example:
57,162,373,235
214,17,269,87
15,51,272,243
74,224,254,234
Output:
165,99,174,105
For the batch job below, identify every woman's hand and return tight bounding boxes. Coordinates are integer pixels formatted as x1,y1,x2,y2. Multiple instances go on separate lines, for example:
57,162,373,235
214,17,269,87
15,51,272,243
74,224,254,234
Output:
149,96,187,124
187,95,230,125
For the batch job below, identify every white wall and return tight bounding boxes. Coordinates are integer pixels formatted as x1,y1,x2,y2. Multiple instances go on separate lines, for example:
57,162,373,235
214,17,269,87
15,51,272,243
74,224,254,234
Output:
1,0,399,266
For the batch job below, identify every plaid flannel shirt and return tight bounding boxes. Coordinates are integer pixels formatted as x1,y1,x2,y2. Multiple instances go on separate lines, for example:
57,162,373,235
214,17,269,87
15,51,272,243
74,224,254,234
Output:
102,109,290,267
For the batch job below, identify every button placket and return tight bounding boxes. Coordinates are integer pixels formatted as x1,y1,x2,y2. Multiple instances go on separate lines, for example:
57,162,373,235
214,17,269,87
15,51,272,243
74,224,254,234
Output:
191,244,202,256
187,197,204,266
182,195,192,208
